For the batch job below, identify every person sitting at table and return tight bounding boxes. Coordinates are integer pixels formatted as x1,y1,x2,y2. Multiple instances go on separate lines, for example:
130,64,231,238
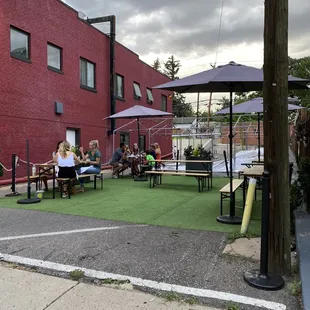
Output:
154,142,165,169
54,141,80,198
141,149,155,174
41,140,63,191
78,140,101,192
132,143,139,155
128,143,139,176
109,142,129,179
150,144,158,170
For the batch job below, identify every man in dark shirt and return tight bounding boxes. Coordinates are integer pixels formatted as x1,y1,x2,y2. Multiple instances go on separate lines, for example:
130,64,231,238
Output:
109,142,129,178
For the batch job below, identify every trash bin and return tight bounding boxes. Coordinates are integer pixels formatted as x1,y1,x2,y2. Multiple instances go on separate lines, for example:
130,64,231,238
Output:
36,190,45,200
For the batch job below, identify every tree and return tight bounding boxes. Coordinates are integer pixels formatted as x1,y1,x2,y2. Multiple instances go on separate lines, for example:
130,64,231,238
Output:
288,56,310,107
152,58,161,71
172,93,193,117
162,55,194,117
163,55,181,80
264,0,290,275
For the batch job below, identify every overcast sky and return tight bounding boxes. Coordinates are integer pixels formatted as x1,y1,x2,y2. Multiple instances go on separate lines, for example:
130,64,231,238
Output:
62,0,310,109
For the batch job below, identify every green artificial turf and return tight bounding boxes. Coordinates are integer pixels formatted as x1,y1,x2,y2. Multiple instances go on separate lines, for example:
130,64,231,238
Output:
0,176,262,234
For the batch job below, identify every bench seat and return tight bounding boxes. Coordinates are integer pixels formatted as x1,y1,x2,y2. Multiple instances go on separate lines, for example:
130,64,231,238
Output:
145,170,210,192
219,179,244,215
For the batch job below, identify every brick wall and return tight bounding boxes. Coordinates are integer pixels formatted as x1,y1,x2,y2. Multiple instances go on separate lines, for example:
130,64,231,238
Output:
0,0,171,179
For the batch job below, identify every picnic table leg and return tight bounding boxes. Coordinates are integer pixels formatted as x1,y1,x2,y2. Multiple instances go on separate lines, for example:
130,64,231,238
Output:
149,175,152,188
52,166,55,199
220,194,223,215
67,179,72,199
94,175,97,189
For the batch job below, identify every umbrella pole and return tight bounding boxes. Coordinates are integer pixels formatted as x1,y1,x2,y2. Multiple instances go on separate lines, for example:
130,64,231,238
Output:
257,113,261,161
217,88,242,224
134,117,147,181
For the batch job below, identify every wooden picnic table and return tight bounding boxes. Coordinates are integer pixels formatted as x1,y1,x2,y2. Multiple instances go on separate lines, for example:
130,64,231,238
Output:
37,163,57,199
150,159,213,188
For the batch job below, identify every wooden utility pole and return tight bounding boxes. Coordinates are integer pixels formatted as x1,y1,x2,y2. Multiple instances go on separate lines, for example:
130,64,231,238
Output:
263,0,291,274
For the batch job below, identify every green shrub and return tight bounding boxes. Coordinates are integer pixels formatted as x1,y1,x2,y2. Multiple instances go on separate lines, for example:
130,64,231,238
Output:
290,182,302,235
298,157,310,212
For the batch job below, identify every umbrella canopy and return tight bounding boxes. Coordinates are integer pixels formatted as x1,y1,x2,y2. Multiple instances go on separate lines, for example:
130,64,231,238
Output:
106,105,173,119
105,105,173,180
153,61,310,93
153,61,309,225
215,97,304,114
215,97,305,162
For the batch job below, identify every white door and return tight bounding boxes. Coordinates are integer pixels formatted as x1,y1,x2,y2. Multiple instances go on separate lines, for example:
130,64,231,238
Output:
66,129,76,147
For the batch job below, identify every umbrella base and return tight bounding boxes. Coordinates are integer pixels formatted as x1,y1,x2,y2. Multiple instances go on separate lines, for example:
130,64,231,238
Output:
216,214,242,225
17,198,41,204
5,192,22,197
244,269,284,291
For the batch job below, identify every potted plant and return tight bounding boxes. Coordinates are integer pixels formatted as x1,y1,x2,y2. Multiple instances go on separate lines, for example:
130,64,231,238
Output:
184,144,212,172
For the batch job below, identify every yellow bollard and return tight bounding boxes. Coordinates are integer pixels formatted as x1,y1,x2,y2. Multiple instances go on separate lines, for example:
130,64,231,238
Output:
240,178,257,234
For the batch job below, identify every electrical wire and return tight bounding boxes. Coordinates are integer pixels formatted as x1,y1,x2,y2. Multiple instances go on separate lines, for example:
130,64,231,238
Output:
214,0,224,66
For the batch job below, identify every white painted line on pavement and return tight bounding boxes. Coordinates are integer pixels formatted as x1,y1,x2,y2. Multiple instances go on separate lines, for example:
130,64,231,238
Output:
0,225,148,241
0,253,286,310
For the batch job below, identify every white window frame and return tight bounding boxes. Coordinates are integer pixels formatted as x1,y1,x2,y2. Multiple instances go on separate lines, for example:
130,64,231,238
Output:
10,26,30,61
47,43,62,72
146,88,154,103
116,74,124,98
161,95,167,112
80,58,96,91
133,82,142,100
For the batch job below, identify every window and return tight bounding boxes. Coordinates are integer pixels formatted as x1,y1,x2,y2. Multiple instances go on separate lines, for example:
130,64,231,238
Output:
133,82,142,100
161,95,167,111
66,128,80,148
146,88,154,104
10,26,30,61
120,132,130,147
139,135,146,152
80,58,96,91
47,43,62,72
116,74,124,99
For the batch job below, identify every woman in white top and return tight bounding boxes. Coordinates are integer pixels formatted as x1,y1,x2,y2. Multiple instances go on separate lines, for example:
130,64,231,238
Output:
54,141,80,197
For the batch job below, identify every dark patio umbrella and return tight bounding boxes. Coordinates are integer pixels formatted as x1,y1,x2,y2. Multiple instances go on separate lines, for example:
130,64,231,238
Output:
215,97,304,161
154,61,310,224
105,105,173,180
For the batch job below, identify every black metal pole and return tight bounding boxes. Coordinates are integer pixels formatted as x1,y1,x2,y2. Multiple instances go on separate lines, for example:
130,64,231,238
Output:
223,150,229,177
109,16,116,134
11,153,16,193
176,150,179,171
5,153,21,197
229,90,234,216
244,170,284,290
17,139,41,204
134,117,147,181
217,88,242,224
257,113,261,162
260,170,270,275
26,139,31,199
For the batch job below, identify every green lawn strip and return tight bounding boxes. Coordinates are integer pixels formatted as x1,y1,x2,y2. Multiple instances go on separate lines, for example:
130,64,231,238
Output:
0,176,262,234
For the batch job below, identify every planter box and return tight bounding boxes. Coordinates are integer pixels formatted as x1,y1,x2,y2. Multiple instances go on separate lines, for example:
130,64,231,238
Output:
185,156,212,172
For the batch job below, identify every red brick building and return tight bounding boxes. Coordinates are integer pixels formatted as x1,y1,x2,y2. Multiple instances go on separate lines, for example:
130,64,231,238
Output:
0,0,172,179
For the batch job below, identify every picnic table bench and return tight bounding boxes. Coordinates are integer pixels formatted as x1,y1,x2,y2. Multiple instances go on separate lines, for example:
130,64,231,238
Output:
219,179,244,215
57,171,105,198
145,170,210,192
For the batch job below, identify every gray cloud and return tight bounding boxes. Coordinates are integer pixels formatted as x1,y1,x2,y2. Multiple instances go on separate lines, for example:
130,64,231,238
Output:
63,0,310,60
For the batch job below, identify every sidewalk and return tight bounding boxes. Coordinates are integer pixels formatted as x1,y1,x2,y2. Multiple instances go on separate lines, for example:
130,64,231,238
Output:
0,264,218,310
